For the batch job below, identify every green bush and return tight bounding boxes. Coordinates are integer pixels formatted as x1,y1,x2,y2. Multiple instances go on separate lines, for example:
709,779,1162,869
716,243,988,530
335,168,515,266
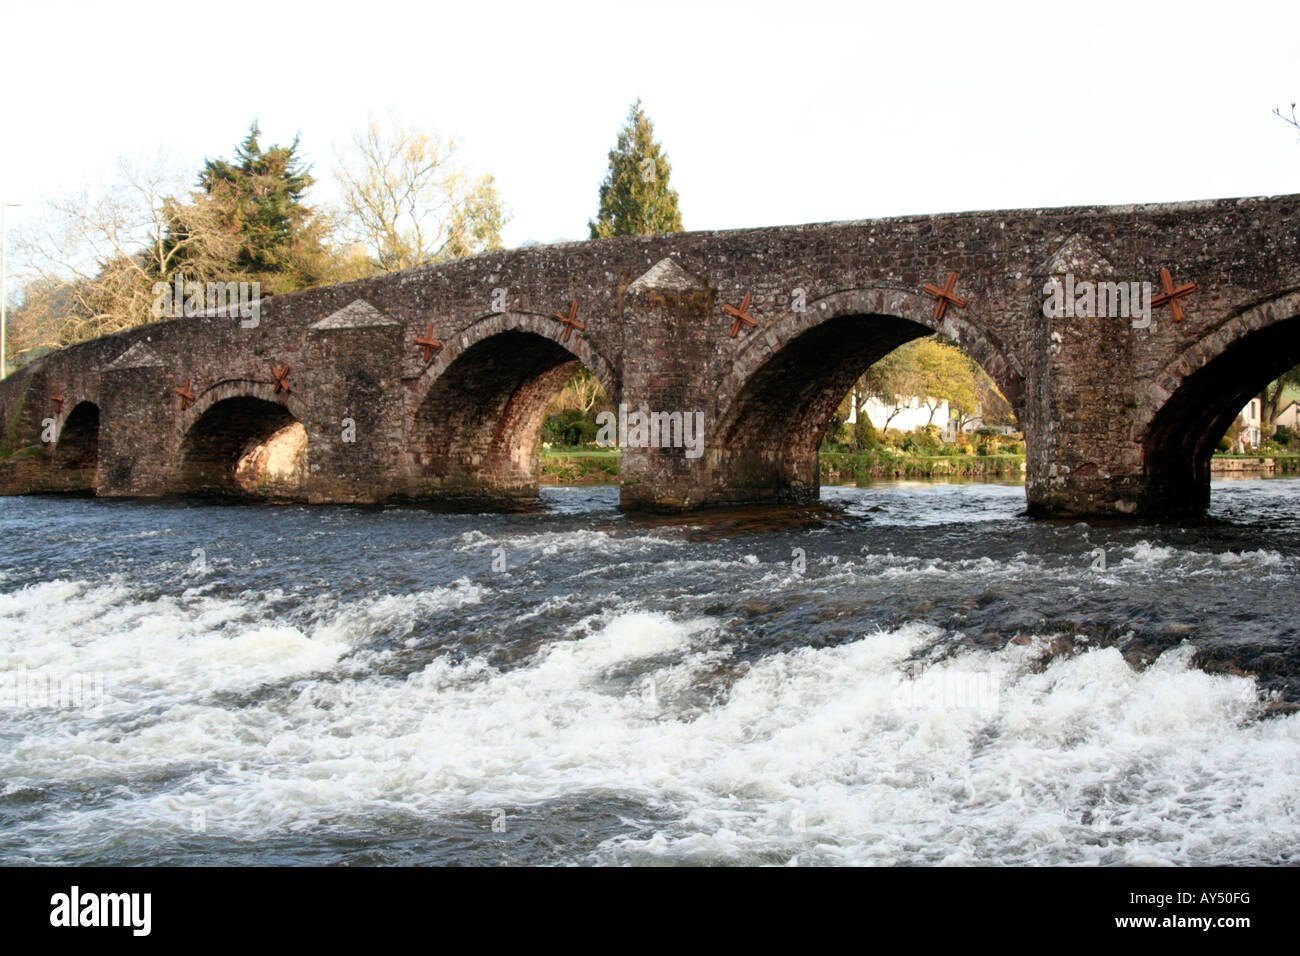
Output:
852,414,878,451
902,424,943,455
543,409,600,447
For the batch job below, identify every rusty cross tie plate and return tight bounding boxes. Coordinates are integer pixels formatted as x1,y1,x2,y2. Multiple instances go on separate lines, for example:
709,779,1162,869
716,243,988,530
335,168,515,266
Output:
724,293,759,338
1151,268,1196,322
271,365,292,394
51,388,64,414
415,323,443,362
924,272,968,321
553,301,585,343
174,379,196,410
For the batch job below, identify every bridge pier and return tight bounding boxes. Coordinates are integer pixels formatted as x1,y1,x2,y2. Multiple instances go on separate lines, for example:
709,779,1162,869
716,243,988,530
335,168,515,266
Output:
96,346,176,497
303,306,407,504
1025,458,1155,518
615,261,720,512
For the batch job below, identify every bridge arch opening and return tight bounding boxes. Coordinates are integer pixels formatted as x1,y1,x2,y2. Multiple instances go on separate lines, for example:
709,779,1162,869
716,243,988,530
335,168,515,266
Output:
1143,312,1300,517
408,329,611,505
713,313,1021,505
50,401,100,493
179,396,308,499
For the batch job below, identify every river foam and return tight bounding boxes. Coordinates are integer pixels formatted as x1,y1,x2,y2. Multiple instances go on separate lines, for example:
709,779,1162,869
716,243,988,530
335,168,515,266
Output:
3,481,1298,865
2,583,1295,865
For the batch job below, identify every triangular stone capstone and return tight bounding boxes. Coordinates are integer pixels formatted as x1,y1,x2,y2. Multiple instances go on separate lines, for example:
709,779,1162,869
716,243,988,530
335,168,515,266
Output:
309,299,400,330
627,257,707,293
104,341,166,370
1040,234,1115,277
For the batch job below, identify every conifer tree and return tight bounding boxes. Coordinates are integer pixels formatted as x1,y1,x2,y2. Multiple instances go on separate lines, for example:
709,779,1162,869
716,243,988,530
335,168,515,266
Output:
168,122,333,293
588,100,683,238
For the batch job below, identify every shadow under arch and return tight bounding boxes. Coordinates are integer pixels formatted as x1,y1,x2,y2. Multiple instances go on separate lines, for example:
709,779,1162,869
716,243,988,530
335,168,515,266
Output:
409,311,619,412
406,326,617,506
1140,298,1300,517
49,400,100,493
178,393,307,499
709,290,1025,506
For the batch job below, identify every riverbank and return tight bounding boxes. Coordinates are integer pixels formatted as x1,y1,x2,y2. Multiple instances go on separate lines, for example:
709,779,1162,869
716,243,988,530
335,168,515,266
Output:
538,448,1027,484
819,451,1025,482
1210,454,1300,474
538,449,1300,485
538,448,621,483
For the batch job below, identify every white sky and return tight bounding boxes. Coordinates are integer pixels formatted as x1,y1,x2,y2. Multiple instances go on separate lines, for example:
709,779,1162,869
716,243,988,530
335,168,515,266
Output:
1,0,1298,254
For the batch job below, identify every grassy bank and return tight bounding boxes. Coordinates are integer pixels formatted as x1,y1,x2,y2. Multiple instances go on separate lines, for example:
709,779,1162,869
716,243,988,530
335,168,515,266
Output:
536,447,1026,484
537,449,1300,487
819,451,1026,482
538,447,620,483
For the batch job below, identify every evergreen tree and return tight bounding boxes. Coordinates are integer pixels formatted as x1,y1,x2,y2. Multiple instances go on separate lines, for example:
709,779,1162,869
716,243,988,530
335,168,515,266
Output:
167,122,333,293
588,100,683,238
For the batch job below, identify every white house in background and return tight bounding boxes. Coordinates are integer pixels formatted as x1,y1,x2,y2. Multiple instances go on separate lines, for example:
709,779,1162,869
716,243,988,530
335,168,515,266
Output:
1276,400,1300,431
849,395,951,433
1233,398,1262,451
943,412,1018,440
845,392,1018,439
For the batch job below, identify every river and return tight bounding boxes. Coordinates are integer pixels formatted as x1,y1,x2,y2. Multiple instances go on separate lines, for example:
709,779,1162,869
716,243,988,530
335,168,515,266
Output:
2,477,1298,866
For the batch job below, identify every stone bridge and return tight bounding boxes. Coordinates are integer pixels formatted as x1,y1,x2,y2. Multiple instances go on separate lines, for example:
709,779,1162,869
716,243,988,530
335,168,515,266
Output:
1,193,1297,517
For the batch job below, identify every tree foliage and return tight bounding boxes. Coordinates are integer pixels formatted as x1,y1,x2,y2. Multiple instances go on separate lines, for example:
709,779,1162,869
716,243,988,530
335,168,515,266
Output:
1260,366,1300,435
542,368,611,448
10,155,238,351
549,367,607,416
588,99,683,238
178,122,335,293
334,119,509,272
855,336,985,428
7,119,512,361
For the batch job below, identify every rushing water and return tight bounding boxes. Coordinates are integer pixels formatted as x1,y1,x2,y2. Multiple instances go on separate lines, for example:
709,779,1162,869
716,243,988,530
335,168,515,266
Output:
1,477,1299,866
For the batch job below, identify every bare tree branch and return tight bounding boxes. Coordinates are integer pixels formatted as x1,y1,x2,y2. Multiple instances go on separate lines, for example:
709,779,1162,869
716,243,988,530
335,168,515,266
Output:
334,118,509,272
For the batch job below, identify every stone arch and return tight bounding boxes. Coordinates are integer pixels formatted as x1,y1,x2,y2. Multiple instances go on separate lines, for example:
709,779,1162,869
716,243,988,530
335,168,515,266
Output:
408,311,620,413
716,288,1025,432
1137,290,1300,430
40,387,94,441
177,382,308,498
49,400,100,492
178,379,306,435
1137,290,1300,516
404,313,620,504
707,288,1025,505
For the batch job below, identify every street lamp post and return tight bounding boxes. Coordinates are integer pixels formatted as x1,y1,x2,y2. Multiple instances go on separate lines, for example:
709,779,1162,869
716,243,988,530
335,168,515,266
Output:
1,202,20,380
